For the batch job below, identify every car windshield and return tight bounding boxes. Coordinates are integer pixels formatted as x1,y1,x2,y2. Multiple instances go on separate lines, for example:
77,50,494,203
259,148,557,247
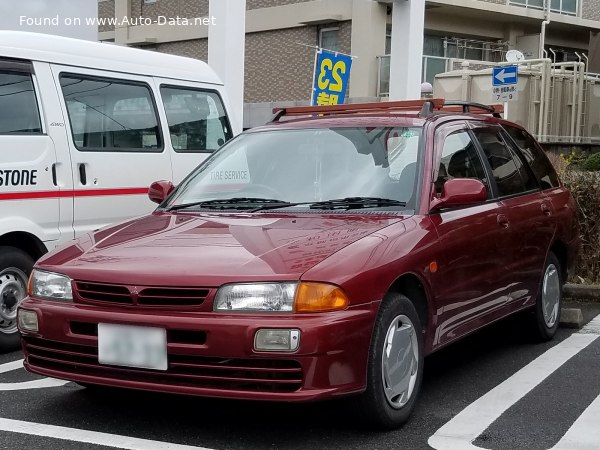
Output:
168,127,422,210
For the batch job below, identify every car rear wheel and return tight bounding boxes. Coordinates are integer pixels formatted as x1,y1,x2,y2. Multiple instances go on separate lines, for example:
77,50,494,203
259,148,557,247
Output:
354,293,424,429
0,247,34,352
530,252,562,342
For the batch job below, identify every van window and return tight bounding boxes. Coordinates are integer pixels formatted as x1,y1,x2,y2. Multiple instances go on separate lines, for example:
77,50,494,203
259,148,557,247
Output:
0,71,42,134
160,86,232,152
60,75,162,152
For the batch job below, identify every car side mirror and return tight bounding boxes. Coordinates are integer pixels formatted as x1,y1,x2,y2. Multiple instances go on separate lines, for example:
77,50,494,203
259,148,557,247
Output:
148,180,175,204
430,178,487,211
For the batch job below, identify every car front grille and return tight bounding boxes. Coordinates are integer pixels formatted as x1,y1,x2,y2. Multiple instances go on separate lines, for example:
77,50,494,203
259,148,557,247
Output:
23,337,303,393
74,281,210,307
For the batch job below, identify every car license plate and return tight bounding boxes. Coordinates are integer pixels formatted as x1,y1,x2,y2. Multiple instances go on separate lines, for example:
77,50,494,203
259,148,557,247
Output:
98,323,167,371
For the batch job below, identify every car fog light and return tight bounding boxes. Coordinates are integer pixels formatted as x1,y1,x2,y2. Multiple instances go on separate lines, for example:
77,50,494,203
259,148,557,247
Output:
254,329,300,352
18,309,38,332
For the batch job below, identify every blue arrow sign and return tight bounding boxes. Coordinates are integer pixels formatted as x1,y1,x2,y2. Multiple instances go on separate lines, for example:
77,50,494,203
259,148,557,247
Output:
492,65,518,86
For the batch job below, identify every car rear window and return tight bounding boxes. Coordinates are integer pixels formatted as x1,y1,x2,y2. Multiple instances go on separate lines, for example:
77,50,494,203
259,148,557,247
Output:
503,125,559,189
473,128,537,197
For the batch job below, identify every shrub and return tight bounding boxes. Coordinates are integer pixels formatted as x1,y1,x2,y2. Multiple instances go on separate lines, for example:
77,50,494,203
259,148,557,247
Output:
560,170,600,284
581,152,600,172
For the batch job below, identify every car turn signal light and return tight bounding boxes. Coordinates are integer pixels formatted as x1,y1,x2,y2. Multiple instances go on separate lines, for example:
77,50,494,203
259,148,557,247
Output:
294,282,349,313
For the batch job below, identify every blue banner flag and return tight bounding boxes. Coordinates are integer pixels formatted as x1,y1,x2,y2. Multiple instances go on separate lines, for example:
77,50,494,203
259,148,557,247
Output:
312,50,353,106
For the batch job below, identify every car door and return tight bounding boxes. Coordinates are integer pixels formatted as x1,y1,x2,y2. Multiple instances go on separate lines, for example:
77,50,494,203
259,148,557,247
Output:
429,122,513,348
153,78,233,183
52,65,173,237
470,124,553,307
0,59,61,245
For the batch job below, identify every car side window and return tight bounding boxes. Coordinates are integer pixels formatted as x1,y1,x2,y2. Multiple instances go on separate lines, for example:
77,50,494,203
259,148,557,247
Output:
0,70,42,134
435,131,487,196
60,74,162,152
503,125,559,189
472,128,536,197
160,86,232,153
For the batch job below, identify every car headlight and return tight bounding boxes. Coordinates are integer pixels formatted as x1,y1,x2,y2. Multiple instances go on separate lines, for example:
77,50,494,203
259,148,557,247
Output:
214,282,348,313
28,269,73,301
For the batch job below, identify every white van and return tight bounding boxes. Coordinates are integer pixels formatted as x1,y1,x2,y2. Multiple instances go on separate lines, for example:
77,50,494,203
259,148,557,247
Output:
0,31,238,350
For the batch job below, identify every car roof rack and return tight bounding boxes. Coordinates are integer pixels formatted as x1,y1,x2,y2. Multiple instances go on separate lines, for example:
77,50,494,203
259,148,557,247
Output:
271,99,504,121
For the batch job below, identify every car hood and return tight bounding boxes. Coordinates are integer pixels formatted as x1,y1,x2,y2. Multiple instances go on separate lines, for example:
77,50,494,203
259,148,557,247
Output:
39,212,406,286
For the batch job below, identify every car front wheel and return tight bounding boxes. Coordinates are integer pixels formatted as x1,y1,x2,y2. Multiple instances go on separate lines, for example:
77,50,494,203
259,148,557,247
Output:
355,293,424,429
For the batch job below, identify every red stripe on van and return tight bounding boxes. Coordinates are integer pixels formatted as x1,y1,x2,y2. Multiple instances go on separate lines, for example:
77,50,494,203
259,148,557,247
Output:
0,187,148,201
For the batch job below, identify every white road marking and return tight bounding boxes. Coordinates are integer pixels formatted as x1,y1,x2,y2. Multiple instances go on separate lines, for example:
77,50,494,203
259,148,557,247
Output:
0,418,213,450
550,393,600,450
0,358,69,390
0,359,24,374
428,314,600,450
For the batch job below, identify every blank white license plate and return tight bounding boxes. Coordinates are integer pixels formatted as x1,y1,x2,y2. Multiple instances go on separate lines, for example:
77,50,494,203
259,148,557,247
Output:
98,323,167,371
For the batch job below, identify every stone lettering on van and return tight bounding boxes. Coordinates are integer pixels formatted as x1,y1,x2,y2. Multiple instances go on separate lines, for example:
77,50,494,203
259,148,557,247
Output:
0,170,38,186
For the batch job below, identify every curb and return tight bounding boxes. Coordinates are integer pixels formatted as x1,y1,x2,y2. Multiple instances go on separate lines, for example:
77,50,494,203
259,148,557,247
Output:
564,283,600,301
559,308,584,328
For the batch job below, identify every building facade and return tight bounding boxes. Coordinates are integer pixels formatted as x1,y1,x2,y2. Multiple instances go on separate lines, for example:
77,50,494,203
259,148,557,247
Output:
98,0,600,103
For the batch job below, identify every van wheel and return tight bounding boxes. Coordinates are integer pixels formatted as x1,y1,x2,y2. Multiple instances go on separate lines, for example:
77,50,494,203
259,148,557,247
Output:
0,247,34,352
530,252,562,342
353,293,424,429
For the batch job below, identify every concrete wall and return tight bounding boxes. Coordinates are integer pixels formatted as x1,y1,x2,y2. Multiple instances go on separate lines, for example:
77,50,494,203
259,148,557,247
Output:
582,0,600,21
247,0,313,9
129,0,209,19
98,0,115,32
155,39,208,60
244,26,317,103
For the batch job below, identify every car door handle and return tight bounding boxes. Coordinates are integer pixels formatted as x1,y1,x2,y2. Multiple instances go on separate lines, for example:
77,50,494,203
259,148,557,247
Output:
79,163,87,185
497,214,510,228
51,163,57,186
541,204,552,216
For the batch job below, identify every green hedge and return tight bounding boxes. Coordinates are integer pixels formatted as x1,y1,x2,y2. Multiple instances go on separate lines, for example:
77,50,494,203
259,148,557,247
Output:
560,170,600,284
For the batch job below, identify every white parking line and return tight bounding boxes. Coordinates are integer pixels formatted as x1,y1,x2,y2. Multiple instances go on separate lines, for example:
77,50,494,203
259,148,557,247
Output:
428,315,600,450
0,418,213,450
0,359,24,374
0,358,69,390
550,393,600,450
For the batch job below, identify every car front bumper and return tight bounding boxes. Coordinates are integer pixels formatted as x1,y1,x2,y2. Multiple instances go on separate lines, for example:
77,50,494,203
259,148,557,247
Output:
19,298,378,402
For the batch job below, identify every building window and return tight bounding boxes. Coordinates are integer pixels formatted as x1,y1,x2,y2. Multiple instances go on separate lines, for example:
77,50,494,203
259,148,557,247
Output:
550,0,577,14
510,0,577,15
319,27,339,52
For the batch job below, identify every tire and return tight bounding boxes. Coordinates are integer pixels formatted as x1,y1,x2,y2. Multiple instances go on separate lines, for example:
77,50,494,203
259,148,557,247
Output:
353,293,424,430
529,252,562,342
0,247,35,353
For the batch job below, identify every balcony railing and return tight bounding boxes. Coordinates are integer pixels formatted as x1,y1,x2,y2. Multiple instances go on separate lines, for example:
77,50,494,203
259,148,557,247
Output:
377,55,451,97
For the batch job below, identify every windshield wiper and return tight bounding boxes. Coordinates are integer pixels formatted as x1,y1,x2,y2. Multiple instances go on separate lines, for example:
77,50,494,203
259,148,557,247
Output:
168,197,295,211
309,197,406,210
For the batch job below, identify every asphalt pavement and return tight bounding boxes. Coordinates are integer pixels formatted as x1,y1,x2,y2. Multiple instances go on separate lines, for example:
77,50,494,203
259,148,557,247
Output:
0,303,599,450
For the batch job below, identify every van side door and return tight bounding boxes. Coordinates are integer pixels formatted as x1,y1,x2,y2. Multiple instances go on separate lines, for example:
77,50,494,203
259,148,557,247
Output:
153,78,233,183
0,59,61,247
51,65,173,237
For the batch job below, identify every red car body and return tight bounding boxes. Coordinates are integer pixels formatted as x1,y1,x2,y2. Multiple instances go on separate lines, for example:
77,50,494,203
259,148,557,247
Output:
19,108,579,405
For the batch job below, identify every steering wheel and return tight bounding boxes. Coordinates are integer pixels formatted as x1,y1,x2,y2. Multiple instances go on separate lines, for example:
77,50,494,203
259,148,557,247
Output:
238,183,285,200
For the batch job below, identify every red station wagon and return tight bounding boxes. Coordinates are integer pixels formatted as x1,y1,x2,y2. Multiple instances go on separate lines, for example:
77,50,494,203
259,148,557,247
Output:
18,100,579,429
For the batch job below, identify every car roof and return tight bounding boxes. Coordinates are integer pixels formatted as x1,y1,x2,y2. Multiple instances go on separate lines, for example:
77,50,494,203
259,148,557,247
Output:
0,31,223,85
